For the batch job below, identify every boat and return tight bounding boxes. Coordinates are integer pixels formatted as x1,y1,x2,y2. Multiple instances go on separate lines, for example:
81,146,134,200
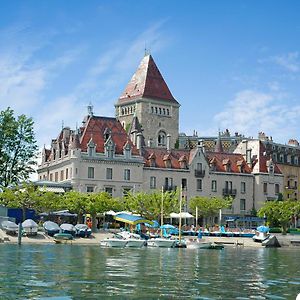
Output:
53,233,73,243
60,223,76,236
208,242,224,250
116,232,146,248
1,220,18,235
75,224,92,238
43,221,60,236
100,236,128,248
252,231,270,242
147,237,176,248
22,219,38,236
261,235,281,247
186,238,212,249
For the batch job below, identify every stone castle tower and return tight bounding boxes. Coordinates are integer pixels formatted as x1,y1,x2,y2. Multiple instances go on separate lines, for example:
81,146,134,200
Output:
115,54,180,149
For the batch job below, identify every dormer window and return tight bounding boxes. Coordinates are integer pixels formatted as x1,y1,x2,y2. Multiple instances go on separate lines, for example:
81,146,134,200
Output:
267,159,274,175
163,154,172,168
222,159,231,172
179,155,188,169
148,153,156,167
123,141,132,159
105,137,115,158
237,160,245,173
210,157,217,171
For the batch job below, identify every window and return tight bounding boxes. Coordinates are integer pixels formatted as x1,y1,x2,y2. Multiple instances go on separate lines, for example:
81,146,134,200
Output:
106,168,112,180
86,186,94,193
164,177,173,190
241,182,246,194
240,199,246,212
105,187,113,196
182,178,187,190
55,172,58,182
88,167,94,179
50,173,53,181
211,180,217,192
246,149,251,163
197,179,202,191
66,168,68,180
122,187,132,197
196,163,202,171
150,176,156,189
225,181,232,191
60,170,64,181
124,169,131,181
263,182,268,194
275,184,279,195
158,131,166,146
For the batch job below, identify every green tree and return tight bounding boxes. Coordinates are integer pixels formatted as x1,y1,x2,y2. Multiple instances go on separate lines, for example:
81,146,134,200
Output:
0,107,38,188
0,183,40,221
124,190,180,221
189,196,232,227
258,200,300,234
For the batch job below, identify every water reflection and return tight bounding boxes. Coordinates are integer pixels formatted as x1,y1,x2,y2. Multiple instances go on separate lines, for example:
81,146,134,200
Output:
0,245,300,299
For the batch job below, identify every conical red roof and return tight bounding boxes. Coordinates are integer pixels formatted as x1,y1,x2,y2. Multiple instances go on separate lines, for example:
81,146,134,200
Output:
118,55,178,104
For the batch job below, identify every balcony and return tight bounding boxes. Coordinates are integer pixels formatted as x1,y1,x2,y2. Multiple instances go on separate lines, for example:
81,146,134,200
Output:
194,170,205,178
285,185,297,190
222,188,237,197
163,185,177,192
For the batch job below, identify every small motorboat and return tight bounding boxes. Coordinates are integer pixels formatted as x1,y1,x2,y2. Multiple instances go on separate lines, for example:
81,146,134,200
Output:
252,231,270,243
60,223,76,236
100,235,128,248
22,219,38,236
53,233,73,243
116,232,146,248
147,237,176,248
43,221,60,236
75,224,92,238
186,238,212,249
1,220,18,235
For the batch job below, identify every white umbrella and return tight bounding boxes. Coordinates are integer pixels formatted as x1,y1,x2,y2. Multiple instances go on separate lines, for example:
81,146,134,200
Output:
170,212,194,218
104,210,116,216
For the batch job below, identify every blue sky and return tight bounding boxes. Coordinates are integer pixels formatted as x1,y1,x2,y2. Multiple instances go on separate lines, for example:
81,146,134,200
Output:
1,0,300,150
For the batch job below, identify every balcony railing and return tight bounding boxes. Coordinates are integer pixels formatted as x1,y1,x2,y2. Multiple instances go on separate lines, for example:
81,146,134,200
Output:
286,185,297,190
194,170,205,178
222,188,237,197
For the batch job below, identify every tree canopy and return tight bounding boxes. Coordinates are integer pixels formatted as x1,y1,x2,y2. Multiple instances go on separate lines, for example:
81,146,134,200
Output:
0,107,38,188
124,190,180,221
258,200,300,233
189,196,232,226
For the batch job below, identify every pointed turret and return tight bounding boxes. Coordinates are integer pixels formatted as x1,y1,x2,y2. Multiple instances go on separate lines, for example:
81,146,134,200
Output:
214,132,224,153
118,54,178,104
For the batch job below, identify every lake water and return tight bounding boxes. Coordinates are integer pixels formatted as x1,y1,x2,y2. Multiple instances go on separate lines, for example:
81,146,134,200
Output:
0,244,300,299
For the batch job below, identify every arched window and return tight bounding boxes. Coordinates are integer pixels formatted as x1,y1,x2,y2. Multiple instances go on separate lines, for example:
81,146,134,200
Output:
158,131,166,146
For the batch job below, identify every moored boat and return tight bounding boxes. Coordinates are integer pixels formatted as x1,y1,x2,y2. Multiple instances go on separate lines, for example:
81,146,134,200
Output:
75,224,92,238
100,237,128,248
186,238,212,249
147,237,176,248
43,221,60,236
53,233,73,243
1,220,18,235
22,219,38,236
116,232,146,248
60,223,76,236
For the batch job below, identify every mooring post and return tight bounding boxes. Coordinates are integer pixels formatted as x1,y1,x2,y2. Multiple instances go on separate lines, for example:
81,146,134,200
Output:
18,222,22,245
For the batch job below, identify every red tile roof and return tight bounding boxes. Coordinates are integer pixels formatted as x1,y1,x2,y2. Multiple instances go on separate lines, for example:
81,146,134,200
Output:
118,55,178,104
143,147,190,169
254,141,282,174
80,116,139,155
206,152,252,174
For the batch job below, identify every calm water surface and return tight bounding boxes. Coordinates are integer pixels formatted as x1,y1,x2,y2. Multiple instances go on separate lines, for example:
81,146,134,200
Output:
0,244,300,299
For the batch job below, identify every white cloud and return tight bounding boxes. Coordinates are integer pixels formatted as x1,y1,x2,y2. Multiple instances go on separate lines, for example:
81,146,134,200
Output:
214,89,300,143
259,52,300,73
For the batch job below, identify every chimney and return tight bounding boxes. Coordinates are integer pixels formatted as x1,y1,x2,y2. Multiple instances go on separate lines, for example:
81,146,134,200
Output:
167,134,171,151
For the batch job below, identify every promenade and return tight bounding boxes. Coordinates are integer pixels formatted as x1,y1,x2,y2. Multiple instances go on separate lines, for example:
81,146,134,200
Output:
1,228,300,247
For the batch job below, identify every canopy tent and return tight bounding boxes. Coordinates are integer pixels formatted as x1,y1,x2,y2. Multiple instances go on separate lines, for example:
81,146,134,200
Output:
144,220,160,228
170,212,194,218
114,213,153,226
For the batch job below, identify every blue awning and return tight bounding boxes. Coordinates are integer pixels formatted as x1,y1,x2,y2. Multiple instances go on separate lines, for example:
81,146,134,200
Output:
114,213,153,226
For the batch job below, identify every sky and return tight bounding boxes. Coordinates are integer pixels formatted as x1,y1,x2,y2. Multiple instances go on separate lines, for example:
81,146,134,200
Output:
1,0,300,152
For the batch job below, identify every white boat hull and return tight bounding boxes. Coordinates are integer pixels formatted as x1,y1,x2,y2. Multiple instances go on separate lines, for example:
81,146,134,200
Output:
100,239,128,248
126,239,146,248
147,238,176,248
186,241,212,249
